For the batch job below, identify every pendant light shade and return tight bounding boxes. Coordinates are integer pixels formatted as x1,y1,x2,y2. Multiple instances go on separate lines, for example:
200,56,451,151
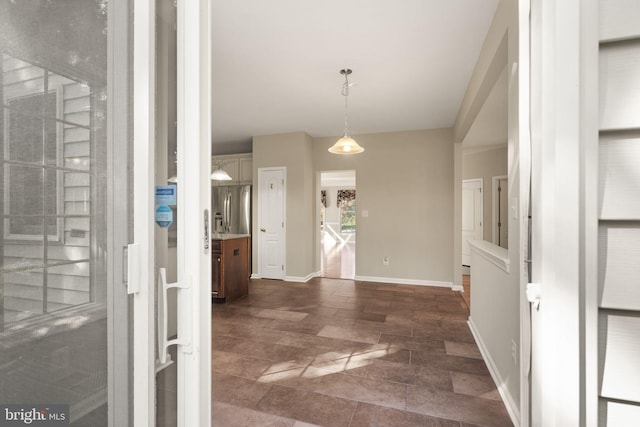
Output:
210,169,232,181
329,69,364,155
328,135,364,155
211,161,232,181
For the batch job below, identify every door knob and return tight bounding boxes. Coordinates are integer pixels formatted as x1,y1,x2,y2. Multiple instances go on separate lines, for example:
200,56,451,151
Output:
260,228,266,232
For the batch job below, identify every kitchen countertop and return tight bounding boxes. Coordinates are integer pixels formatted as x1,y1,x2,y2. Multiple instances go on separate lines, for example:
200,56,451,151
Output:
211,233,250,240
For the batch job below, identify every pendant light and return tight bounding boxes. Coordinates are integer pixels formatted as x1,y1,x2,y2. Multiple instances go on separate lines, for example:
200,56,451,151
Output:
329,69,364,155
211,161,232,181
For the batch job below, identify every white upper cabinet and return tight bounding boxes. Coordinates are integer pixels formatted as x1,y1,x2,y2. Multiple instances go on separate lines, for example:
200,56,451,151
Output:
212,153,252,184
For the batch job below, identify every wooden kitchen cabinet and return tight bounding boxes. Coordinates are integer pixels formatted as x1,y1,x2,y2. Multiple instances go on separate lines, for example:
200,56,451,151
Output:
211,235,250,303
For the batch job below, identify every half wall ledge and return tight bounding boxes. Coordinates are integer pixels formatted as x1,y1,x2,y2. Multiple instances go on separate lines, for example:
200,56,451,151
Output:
468,239,510,273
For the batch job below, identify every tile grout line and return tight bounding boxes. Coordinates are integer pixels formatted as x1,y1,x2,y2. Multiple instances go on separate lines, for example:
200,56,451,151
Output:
346,401,359,427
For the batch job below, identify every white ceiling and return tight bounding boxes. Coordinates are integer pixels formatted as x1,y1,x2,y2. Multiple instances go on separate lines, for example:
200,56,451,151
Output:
211,0,501,154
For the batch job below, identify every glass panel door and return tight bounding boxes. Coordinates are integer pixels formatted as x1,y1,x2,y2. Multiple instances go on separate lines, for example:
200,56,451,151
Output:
0,1,132,426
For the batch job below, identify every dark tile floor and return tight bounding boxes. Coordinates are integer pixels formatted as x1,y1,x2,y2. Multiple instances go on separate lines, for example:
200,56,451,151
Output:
212,278,513,427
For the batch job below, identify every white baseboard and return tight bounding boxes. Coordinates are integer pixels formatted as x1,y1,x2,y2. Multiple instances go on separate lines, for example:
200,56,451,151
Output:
252,272,454,289
284,271,321,283
467,317,521,427
451,283,464,291
354,275,453,289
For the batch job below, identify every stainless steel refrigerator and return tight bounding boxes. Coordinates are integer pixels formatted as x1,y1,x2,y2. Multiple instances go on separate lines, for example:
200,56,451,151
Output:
211,185,251,235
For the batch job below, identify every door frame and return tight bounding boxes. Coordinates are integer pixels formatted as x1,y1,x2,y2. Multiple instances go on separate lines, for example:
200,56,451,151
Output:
492,175,508,247
317,170,357,279
132,0,156,424
528,0,599,424
107,0,134,425
257,166,286,280
175,0,212,425
131,0,212,425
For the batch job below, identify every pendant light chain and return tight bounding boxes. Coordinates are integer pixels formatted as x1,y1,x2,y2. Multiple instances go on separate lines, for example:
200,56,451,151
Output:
342,70,350,136
328,68,364,154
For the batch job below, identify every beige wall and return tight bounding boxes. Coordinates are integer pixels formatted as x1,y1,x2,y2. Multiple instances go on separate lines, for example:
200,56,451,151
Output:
463,146,508,242
252,129,454,285
314,129,454,284
252,132,315,279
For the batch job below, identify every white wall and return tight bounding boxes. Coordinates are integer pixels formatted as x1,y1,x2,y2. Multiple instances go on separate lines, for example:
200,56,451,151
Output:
252,128,454,286
469,241,519,422
452,0,522,424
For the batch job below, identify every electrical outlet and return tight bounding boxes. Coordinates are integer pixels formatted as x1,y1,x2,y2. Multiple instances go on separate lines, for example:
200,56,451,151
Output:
383,256,389,266
511,339,517,366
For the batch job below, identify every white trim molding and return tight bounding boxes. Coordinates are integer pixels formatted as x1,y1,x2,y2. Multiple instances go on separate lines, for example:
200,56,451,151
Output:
468,239,510,273
354,275,454,289
284,271,322,283
251,273,454,289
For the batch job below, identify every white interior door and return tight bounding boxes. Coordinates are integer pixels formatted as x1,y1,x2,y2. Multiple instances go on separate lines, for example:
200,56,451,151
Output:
462,179,484,266
258,167,286,280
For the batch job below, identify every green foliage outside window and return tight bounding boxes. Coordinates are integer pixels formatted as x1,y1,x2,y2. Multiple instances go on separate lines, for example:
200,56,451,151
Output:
341,200,356,233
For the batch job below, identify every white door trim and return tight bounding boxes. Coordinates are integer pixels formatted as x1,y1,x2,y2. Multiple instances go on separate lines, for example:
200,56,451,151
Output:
517,2,531,426
462,178,484,267
176,0,212,425
132,0,156,425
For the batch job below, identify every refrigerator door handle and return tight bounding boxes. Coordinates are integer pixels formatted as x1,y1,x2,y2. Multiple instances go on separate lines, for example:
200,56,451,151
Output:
226,192,232,233
223,193,226,232
223,192,229,233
